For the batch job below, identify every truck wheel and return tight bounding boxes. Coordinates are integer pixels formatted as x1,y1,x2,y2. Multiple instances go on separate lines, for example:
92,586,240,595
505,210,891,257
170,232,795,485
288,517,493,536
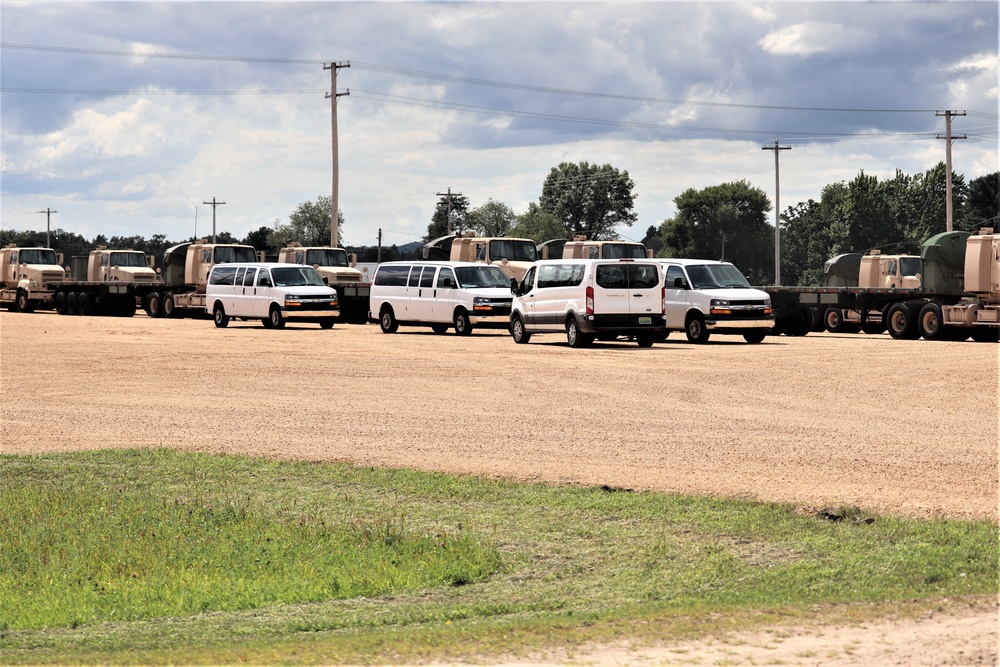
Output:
970,327,1000,343
743,331,767,344
66,292,79,315
636,331,655,348
510,314,531,344
54,292,67,315
213,303,229,328
918,303,946,340
161,292,176,318
454,310,473,336
78,292,94,316
824,307,847,333
805,307,824,332
887,303,919,340
15,289,34,313
146,292,163,318
268,306,285,329
685,314,710,343
379,306,398,334
118,297,137,318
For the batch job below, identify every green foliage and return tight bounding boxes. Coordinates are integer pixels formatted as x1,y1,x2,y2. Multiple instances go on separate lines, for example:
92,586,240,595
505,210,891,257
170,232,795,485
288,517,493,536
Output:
467,199,517,237
538,161,637,239
658,180,773,284
271,196,346,248
509,202,567,244
424,192,471,242
966,171,999,227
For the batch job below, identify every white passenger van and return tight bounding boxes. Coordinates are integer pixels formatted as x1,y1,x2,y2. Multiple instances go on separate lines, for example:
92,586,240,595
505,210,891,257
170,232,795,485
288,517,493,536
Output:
206,262,339,329
658,259,773,343
509,258,665,348
369,261,513,335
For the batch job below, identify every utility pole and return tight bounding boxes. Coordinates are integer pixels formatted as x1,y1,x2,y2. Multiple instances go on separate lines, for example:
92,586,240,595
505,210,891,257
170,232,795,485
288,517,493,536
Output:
324,61,350,248
436,187,464,235
377,228,382,264
37,208,58,248
202,197,226,244
762,139,791,285
936,110,967,233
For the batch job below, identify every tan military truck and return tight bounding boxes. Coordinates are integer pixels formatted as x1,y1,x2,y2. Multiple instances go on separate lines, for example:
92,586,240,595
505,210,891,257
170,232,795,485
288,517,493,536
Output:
144,240,260,318
539,235,652,260
0,245,67,312
277,243,370,322
422,232,538,284
52,247,160,316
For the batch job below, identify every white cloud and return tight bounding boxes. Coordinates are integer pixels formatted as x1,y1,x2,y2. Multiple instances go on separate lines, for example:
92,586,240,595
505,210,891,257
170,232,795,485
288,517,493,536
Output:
758,21,876,57
751,6,777,23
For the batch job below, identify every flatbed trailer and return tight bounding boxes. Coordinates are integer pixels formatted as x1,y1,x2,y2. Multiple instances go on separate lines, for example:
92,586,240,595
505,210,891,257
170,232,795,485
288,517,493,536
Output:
50,280,161,317
333,282,371,323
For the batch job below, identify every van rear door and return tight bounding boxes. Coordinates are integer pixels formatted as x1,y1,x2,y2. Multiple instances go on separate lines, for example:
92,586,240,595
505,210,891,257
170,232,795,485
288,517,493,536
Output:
594,262,661,326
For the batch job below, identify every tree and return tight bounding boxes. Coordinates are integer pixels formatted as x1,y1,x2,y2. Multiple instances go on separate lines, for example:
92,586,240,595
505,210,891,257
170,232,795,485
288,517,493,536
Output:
658,180,773,283
639,225,664,256
966,171,999,228
466,199,516,237
424,192,471,242
509,202,569,244
538,161,637,239
243,225,276,253
271,196,345,248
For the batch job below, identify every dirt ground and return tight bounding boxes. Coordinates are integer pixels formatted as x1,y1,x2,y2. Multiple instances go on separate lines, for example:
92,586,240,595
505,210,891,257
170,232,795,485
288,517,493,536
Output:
2,310,998,664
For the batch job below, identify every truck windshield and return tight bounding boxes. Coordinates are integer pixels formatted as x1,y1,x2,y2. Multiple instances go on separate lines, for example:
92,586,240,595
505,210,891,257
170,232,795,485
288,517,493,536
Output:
214,247,258,263
601,243,647,259
271,266,325,287
455,265,510,288
109,252,148,267
305,249,349,266
899,257,921,276
685,264,751,289
19,249,58,265
489,239,538,262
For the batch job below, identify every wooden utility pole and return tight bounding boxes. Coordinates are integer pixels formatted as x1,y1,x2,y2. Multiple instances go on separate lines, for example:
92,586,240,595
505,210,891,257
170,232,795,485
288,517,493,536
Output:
936,110,967,233
37,208,58,248
436,187,464,235
762,140,791,285
324,61,350,248
202,197,226,244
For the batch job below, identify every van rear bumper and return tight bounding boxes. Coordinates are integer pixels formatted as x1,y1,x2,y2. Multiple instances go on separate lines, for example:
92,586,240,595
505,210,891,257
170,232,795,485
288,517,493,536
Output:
583,314,666,333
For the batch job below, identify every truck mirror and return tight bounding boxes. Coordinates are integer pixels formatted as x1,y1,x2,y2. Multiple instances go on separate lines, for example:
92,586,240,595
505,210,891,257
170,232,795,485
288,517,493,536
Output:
349,253,358,267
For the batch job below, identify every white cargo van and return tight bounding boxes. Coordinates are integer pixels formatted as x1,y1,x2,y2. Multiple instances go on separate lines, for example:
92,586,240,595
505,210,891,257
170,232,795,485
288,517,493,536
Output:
369,261,513,335
509,258,665,347
658,259,773,343
206,262,339,329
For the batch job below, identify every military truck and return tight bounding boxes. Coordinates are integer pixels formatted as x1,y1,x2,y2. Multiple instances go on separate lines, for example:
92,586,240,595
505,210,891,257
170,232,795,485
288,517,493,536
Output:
50,247,160,316
422,232,538,283
143,240,259,318
538,235,652,260
766,229,1000,341
277,243,370,322
0,245,67,312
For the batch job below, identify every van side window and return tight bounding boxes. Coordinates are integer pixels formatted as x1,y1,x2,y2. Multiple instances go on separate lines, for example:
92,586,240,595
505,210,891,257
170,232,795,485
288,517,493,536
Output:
628,264,659,289
373,265,409,287
665,265,686,288
538,264,586,289
521,267,536,292
407,266,421,287
437,268,457,288
209,266,238,286
419,266,436,288
235,267,247,286
256,268,271,287
243,269,257,286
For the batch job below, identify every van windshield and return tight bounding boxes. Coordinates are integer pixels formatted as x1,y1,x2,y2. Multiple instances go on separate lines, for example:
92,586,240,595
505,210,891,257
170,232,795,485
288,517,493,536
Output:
685,264,751,289
271,267,325,287
455,265,509,288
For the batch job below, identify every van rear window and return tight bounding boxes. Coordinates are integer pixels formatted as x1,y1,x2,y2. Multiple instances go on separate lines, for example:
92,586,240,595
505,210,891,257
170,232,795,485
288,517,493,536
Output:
596,264,659,289
373,265,410,287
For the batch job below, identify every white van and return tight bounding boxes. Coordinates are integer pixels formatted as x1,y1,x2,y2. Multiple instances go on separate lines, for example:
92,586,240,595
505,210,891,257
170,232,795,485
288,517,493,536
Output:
369,261,513,335
509,258,665,347
206,262,339,329
658,259,773,343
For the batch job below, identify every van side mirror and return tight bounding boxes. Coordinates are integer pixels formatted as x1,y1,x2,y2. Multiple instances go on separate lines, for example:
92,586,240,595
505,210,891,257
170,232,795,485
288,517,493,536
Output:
673,277,687,289
510,277,519,295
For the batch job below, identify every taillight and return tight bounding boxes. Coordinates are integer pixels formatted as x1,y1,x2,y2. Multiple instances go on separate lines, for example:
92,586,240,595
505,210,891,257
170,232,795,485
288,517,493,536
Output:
586,285,594,315
661,286,666,313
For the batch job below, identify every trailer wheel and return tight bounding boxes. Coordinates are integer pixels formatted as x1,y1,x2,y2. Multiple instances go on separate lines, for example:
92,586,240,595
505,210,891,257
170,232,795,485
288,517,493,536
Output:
146,292,163,318
887,302,919,340
510,314,531,344
54,291,67,315
161,292,176,318
824,307,848,333
15,289,34,313
685,314,710,343
861,320,885,335
213,303,229,328
78,292,94,316
379,306,398,334
117,297,137,318
454,309,473,336
918,303,946,340
66,292,79,315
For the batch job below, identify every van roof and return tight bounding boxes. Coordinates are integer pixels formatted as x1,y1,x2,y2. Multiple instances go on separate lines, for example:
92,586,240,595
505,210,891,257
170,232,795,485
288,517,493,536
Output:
373,261,507,268
526,258,659,266
210,262,307,270
657,258,734,267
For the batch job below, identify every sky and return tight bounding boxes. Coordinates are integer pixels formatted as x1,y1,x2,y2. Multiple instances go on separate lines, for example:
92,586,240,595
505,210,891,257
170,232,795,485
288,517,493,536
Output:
1,1,997,249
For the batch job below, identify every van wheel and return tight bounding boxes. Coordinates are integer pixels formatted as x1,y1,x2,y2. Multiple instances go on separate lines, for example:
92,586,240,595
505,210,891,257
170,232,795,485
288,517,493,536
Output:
511,315,531,344
636,331,655,348
685,315,710,343
454,310,473,336
320,318,335,329
379,307,398,333
743,331,767,344
213,303,229,328
566,317,591,348
162,292,176,318
431,323,449,335
268,306,285,329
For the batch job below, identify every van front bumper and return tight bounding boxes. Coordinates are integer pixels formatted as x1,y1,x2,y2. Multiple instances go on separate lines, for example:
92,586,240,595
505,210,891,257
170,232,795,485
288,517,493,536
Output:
469,314,511,327
705,316,774,331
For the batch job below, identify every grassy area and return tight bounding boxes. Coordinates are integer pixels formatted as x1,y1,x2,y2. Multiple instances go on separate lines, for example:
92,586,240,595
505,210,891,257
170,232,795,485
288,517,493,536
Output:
1,449,996,665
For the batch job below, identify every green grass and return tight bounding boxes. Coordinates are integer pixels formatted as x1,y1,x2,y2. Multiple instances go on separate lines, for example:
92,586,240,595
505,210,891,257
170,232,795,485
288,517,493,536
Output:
1,449,996,665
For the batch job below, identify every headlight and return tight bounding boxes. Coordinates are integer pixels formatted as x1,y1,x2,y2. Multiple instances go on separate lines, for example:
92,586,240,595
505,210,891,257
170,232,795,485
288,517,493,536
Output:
284,296,302,307
473,296,492,311
710,298,731,315
710,299,730,307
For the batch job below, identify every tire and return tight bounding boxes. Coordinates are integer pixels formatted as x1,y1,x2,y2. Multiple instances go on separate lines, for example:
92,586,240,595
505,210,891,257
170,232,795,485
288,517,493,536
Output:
118,297,137,318
685,314,710,343
268,306,285,329
918,302,946,341
806,307,825,332
861,319,885,335
454,310,473,336
213,303,229,328
970,327,1000,343
66,292,79,315
743,331,767,344
146,292,163,318
510,314,531,344
636,331,655,348
654,330,670,343
824,307,848,333
431,323,449,335
886,302,919,340
54,291,67,315
319,318,335,329
379,306,398,334
15,289,33,313
566,317,590,348
78,292,93,316
161,292,176,318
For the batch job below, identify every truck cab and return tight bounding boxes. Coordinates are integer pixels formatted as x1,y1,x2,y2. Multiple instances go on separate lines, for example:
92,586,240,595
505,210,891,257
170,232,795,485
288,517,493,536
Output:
86,247,158,283
423,232,538,283
539,235,652,260
277,243,362,286
0,245,67,312
859,251,921,289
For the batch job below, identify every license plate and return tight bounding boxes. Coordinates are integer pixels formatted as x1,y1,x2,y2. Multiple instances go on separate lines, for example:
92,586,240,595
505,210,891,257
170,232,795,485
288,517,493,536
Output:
638,316,652,324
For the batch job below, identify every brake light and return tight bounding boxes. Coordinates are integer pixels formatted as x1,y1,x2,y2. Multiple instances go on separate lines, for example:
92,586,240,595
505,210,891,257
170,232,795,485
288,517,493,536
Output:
586,285,594,315
661,286,665,314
